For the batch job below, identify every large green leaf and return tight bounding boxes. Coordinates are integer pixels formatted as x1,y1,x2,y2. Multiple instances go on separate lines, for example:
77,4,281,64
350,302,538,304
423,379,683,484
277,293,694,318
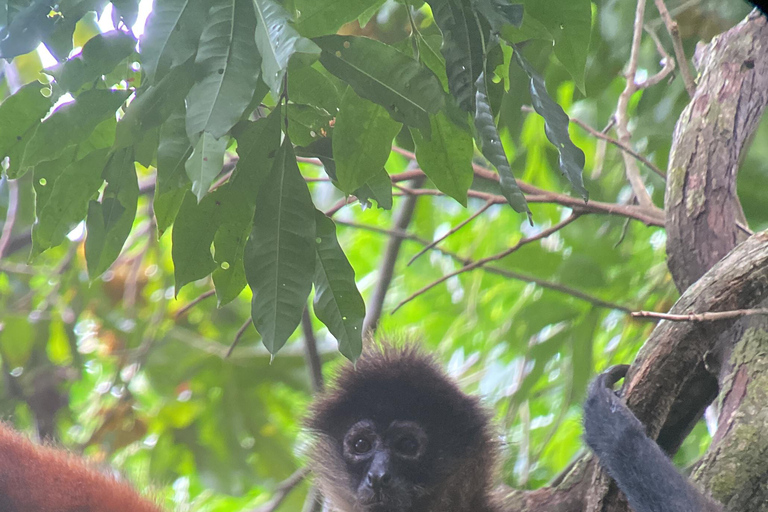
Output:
22,89,130,168
85,148,139,278
0,81,54,178
514,49,587,200
474,72,529,215
410,111,473,206
294,0,377,38
155,101,192,235
185,131,228,202
139,0,206,82
115,61,196,149
312,210,365,362
253,0,320,97
212,112,283,305
244,138,316,355
315,35,445,135
46,30,137,93
288,63,341,113
516,0,591,92
0,1,54,59
32,149,110,257
426,0,484,111
333,87,401,194
185,0,261,140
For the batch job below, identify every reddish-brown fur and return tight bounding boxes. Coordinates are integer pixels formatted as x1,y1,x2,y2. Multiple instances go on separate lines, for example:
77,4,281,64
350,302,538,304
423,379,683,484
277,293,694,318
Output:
0,423,162,512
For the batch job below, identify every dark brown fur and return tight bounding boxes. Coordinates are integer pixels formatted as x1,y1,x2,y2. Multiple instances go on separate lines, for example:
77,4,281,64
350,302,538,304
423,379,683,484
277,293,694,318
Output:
306,344,502,512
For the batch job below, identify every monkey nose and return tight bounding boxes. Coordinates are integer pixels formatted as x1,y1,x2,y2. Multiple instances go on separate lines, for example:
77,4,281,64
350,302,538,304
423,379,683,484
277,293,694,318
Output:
367,470,392,490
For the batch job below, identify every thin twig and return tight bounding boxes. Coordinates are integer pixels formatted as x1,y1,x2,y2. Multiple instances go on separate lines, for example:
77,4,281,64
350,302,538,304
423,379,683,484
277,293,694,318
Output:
226,318,252,357
392,214,581,313
654,0,695,96
525,107,666,179
249,467,311,512
408,200,494,266
615,0,655,209
640,24,676,89
632,308,768,322
301,307,324,392
334,220,633,312
174,289,216,320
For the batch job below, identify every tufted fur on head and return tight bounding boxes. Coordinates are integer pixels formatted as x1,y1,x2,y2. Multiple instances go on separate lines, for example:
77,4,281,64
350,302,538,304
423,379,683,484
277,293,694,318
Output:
306,343,500,512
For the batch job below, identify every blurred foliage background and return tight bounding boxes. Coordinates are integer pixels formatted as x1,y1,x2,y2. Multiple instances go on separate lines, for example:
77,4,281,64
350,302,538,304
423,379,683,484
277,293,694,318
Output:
0,0,765,511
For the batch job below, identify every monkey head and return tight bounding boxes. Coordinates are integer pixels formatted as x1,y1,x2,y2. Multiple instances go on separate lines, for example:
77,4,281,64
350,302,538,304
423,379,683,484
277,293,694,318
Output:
306,344,497,512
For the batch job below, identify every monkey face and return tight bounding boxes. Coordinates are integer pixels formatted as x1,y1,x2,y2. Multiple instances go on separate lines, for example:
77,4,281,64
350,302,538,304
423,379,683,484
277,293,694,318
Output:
342,419,430,512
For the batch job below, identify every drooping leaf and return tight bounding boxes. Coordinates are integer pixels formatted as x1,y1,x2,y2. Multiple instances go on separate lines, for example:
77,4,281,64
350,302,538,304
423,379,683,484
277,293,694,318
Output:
474,72,529,215
312,210,365,361
212,111,283,305
244,137,316,355
46,30,137,93
115,61,196,149
286,104,333,147
172,191,223,292
139,0,206,82
294,0,376,38
155,101,192,235
288,63,340,114
111,0,140,27
426,0,484,111
185,0,261,140
32,149,110,257
515,0,591,92
315,35,445,135
514,49,587,200
472,0,523,32
185,131,228,202
85,148,139,278
410,111,473,206
22,89,130,168
0,81,54,178
333,87,401,194
253,0,321,97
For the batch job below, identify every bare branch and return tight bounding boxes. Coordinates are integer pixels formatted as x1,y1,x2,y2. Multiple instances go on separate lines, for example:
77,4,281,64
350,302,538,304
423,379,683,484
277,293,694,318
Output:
632,308,768,322
653,0,696,96
226,318,252,357
249,467,311,512
0,179,19,260
174,290,216,320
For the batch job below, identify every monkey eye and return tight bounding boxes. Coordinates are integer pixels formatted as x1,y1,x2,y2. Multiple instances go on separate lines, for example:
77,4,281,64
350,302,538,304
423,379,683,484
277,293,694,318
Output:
353,437,372,454
394,436,419,456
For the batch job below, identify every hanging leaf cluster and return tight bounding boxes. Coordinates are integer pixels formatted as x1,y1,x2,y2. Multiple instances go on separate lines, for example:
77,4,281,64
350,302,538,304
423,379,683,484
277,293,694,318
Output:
0,0,589,361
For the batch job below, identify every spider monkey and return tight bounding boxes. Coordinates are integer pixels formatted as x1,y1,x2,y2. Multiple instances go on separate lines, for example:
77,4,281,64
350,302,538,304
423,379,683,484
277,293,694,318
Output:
583,365,723,512
0,422,161,512
309,346,727,512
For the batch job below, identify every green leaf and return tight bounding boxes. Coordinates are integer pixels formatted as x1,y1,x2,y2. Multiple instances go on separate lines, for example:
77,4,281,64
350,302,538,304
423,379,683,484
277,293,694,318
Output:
111,0,140,27
172,191,221,292
316,35,444,135
244,138,316,355
294,0,377,38
155,102,192,235
253,0,321,98
32,149,110,257
185,131,228,202
514,49,587,200
333,87,401,193
22,89,130,168
139,0,206,82
426,0,484,111
286,104,333,147
474,72,529,215
185,0,261,140
312,210,365,361
0,2,54,59
472,0,523,32
518,0,591,92
0,81,54,179
212,112,283,305
115,61,196,149
85,148,139,278
46,30,137,93
288,63,340,113
410,111,473,206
